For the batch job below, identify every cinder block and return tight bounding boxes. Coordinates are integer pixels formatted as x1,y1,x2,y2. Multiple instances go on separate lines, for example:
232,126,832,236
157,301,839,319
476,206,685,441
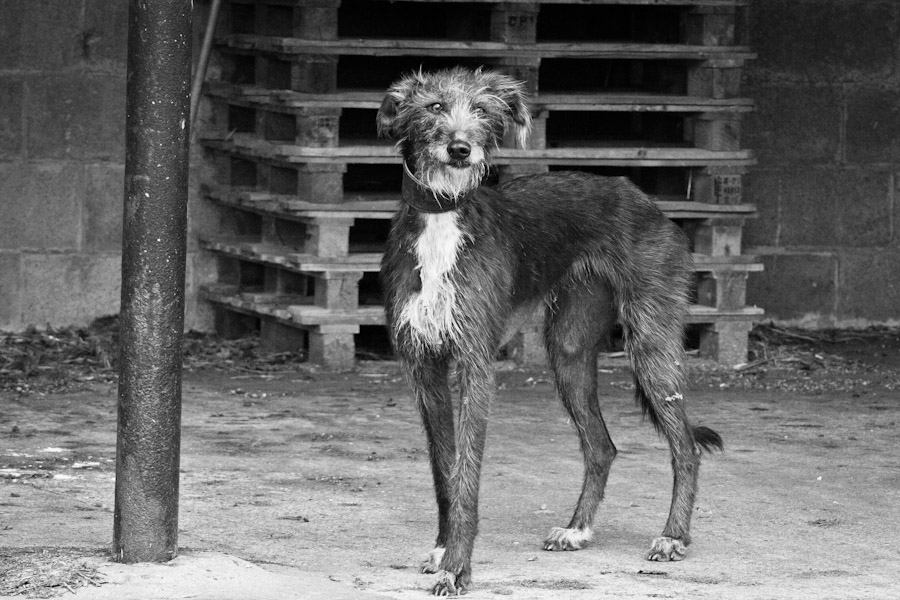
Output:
0,0,24,70
779,168,892,247
746,253,837,323
0,78,23,158
16,0,84,70
27,73,126,161
84,164,125,253
845,87,900,165
0,252,22,329
83,0,129,67
838,248,900,324
19,253,121,329
750,0,897,80
741,82,841,167
0,162,84,251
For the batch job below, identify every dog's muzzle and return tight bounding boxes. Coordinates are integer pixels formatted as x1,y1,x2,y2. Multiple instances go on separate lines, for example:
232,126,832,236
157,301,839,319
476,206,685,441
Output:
401,159,476,214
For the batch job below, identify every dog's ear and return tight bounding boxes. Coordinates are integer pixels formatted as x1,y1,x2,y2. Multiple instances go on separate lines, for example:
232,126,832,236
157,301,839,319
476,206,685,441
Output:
377,72,422,139
487,72,532,149
376,92,401,139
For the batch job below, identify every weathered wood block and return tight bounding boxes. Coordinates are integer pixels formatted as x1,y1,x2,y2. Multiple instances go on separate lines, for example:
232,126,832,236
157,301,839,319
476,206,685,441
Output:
503,310,546,366
293,2,339,40
698,320,752,365
290,55,338,93
492,58,541,95
693,115,742,152
295,108,341,147
684,7,736,46
296,164,345,203
696,271,748,309
490,3,539,44
691,168,745,204
304,216,353,257
314,271,363,311
694,220,744,257
687,62,743,99
309,325,358,369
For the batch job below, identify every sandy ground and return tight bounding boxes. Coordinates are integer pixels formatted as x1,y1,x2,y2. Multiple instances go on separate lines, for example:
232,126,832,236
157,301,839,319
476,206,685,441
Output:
2,356,899,599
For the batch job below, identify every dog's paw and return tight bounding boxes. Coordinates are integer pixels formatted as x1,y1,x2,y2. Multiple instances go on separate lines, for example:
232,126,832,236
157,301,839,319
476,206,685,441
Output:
432,569,468,596
421,547,446,574
543,526,593,551
646,536,687,562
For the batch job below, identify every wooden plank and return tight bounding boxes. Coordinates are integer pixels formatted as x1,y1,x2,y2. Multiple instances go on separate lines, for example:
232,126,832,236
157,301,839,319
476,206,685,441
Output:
202,135,756,167
686,305,763,323
202,236,761,276
201,287,295,322
203,185,757,220
204,287,760,330
205,82,754,113
218,35,755,61
287,305,386,326
692,254,764,272
202,286,386,326
200,238,383,272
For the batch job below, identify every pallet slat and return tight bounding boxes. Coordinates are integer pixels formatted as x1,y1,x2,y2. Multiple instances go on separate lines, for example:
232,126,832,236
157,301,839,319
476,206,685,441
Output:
202,286,761,329
219,35,755,61
204,238,761,277
202,135,755,167
202,185,758,220
205,82,754,113
199,238,382,272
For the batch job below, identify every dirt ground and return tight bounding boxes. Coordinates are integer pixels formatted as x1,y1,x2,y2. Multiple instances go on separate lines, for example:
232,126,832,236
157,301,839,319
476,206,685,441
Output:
1,327,900,599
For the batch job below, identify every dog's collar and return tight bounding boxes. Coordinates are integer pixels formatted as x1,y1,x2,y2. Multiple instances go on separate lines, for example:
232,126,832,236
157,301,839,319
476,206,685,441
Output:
401,160,475,214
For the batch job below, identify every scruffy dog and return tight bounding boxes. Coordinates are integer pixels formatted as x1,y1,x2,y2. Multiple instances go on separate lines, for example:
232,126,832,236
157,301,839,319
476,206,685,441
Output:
377,67,722,596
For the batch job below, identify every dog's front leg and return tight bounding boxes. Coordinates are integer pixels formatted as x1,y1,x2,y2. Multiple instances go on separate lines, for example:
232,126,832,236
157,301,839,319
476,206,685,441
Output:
430,357,493,596
405,356,457,576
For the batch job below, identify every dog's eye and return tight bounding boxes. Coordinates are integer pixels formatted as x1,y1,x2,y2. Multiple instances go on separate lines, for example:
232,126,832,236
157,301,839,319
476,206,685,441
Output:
428,102,443,114
473,106,486,117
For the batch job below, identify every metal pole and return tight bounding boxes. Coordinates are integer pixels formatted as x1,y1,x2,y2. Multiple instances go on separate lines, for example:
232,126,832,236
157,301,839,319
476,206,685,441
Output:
190,0,222,139
113,0,192,563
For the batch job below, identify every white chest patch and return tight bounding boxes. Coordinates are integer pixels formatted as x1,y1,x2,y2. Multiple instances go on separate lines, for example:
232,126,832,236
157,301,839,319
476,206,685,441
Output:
399,212,465,348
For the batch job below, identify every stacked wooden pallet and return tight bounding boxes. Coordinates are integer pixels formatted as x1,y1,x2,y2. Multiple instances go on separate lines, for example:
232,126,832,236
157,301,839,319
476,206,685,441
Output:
198,0,762,367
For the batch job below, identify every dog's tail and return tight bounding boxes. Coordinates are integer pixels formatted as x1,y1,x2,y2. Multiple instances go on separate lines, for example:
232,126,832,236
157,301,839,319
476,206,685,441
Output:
634,381,724,455
691,425,724,454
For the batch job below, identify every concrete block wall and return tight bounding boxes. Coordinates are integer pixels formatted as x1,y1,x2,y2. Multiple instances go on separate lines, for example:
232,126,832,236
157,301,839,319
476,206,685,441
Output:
0,0,210,332
0,0,126,330
743,0,900,327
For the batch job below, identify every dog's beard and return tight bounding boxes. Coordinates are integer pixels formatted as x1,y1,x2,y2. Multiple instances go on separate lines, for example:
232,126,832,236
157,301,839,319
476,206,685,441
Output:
417,156,486,202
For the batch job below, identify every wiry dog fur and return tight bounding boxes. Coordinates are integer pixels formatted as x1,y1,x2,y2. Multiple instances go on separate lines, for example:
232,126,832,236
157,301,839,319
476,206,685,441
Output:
377,67,722,596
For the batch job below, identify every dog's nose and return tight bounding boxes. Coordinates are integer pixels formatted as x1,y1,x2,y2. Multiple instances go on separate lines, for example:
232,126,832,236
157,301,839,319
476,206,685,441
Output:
447,140,471,161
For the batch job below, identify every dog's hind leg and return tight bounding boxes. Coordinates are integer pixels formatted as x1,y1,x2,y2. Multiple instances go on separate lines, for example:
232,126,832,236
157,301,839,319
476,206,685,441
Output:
542,281,620,552
404,356,457,574
619,268,722,561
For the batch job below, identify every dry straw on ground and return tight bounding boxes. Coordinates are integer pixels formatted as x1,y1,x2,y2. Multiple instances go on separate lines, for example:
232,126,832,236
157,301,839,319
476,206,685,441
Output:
0,548,107,598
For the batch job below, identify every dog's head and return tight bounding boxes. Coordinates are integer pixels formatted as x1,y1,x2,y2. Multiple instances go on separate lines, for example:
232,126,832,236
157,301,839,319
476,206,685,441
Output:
377,67,532,200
